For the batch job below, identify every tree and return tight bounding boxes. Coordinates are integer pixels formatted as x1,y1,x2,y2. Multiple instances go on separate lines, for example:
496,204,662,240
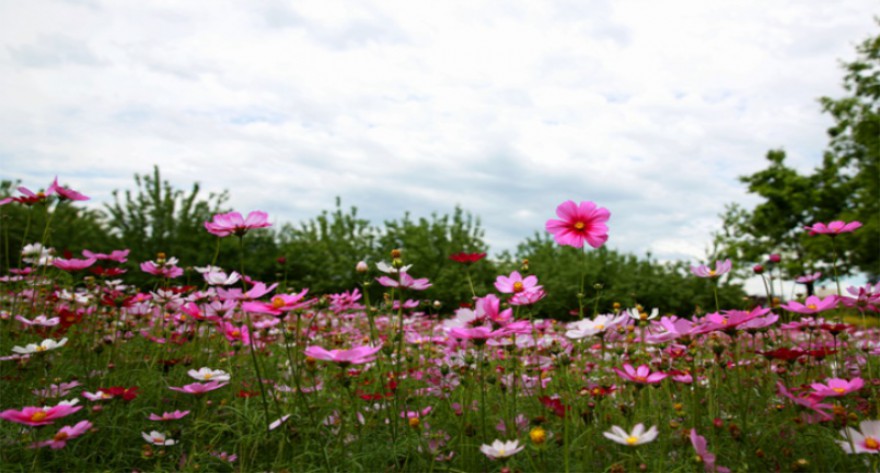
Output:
716,27,880,283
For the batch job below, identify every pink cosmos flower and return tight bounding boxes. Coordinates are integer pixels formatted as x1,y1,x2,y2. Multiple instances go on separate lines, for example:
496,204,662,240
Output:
142,431,176,446
30,420,93,449
204,211,271,237
839,283,880,313
168,380,229,395
804,220,862,236
690,429,731,473
140,258,184,279
690,259,732,278
375,272,432,291
494,271,540,294
795,272,822,284
695,307,772,334
810,378,864,398
613,363,668,384
780,295,838,315
52,257,97,271
241,289,313,316
82,249,129,263
47,177,89,201
16,315,60,327
475,294,512,324
218,321,250,345
304,345,382,366
148,410,191,421
0,402,82,426
837,420,880,454
545,200,610,248
509,287,546,306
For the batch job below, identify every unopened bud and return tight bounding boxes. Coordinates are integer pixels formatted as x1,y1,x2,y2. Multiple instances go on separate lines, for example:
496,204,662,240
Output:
356,261,368,273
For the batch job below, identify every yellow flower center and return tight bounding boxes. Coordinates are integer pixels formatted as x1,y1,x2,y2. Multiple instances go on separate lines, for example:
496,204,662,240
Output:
231,330,241,337
865,437,880,450
498,448,506,456
634,376,647,383
512,282,524,293
626,436,638,445
595,324,605,330
832,387,845,394
408,417,420,428
30,411,47,422
204,373,213,379
808,304,817,310
153,436,164,444
36,345,48,352
709,269,716,276
574,221,585,230
272,297,285,309
530,427,547,444
53,431,69,442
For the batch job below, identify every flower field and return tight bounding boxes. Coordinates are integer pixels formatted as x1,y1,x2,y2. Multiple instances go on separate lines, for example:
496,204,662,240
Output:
1,183,878,472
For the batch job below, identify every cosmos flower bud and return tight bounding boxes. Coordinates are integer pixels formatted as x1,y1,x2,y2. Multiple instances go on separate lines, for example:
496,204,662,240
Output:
356,261,369,273
753,264,764,274
768,254,781,263
390,249,402,259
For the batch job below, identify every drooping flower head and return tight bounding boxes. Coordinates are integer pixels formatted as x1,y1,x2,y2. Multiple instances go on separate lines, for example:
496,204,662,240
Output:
205,211,272,237
545,200,610,249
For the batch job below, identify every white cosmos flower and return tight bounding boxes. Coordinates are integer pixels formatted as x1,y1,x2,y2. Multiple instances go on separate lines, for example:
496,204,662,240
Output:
565,314,624,339
626,307,659,321
376,261,412,274
603,423,659,446
479,439,524,459
203,270,241,286
187,367,231,382
12,338,68,354
142,431,176,446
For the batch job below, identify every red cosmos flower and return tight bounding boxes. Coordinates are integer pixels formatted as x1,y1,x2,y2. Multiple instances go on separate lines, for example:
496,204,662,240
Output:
545,200,610,249
758,347,805,362
99,386,139,401
538,396,569,418
449,252,487,264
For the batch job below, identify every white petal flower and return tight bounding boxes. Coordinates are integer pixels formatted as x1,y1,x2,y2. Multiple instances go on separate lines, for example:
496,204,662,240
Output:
187,367,231,382
479,439,523,459
603,423,658,446
12,338,68,354
142,431,176,446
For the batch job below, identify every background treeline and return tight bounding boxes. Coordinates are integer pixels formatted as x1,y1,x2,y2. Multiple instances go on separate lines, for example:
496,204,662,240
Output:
0,166,746,319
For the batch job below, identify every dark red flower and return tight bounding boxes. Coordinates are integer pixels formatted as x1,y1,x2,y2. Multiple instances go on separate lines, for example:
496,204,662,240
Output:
449,252,487,264
100,386,139,401
758,347,805,362
538,396,569,418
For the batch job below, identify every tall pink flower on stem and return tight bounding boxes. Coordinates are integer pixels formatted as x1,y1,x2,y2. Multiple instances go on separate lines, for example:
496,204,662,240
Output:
804,220,862,236
690,259,732,278
780,295,838,315
168,380,229,395
205,211,271,237
494,271,540,294
30,420,93,449
810,378,864,398
545,200,610,248
48,177,89,201
304,345,382,366
613,363,668,384
375,272,432,291
690,429,731,472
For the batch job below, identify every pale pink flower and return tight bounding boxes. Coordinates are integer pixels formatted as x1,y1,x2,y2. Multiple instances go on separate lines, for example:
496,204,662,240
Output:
30,420,93,449
304,345,382,365
781,295,838,315
479,439,524,459
375,272,431,291
204,211,271,237
188,367,231,382
494,271,540,294
690,429,731,472
545,200,610,248
52,257,97,271
603,423,658,446
168,380,229,395
16,315,60,327
690,259,732,278
795,272,822,284
837,420,880,454
142,431,176,446
82,249,129,263
148,410,190,421
269,414,291,431
12,337,68,354
48,177,89,201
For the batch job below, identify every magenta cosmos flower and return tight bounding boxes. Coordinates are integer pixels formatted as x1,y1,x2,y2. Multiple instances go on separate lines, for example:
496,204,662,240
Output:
205,211,271,237
613,363,668,384
690,259,732,278
494,271,540,294
375,272,432,291
304,345,382,366
804,220,862,236
810,378,864,398
0,402,82,426
47,177,89,201
545,200,610,248
690,429,730,473
149,410,191,421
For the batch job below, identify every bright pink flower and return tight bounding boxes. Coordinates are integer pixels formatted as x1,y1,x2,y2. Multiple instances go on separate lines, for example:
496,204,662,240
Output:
168,380,229,395
449,326,505,342
494,271,540,294
0,403,82,426
304,345,382,365
204,211,271,237
140,258,184,279
613,363,667,384
780,295,838,315
148,410,191,421
810,378,864,398
690,429,731,473
16,315,60,327
804,220,862,236
47,177,89,201
509,287,546,306
545,200,610,248
375,272,432,291
30,420,92,449
52,257,97,271
695,307,772,334
242,289,313,316
475,294,512,324
218,321,250,346
690,259,732,278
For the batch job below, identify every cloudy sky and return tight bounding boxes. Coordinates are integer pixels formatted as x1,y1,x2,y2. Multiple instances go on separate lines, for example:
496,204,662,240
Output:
1,0,877,289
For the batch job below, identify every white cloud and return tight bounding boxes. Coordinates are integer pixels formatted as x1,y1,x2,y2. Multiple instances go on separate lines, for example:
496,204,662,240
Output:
1,0,876,290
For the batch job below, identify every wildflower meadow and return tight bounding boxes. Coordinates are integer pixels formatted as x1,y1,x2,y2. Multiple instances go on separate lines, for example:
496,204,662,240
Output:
0,179,878,473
